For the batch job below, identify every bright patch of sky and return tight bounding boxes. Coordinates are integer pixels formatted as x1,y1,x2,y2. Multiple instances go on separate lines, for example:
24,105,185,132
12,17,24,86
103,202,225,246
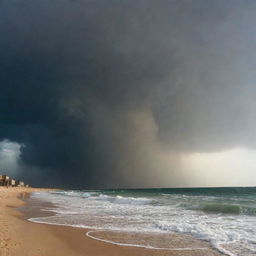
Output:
0,140,21,176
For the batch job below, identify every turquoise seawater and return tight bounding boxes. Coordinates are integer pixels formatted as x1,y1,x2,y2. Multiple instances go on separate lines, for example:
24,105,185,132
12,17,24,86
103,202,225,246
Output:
29,187,256,256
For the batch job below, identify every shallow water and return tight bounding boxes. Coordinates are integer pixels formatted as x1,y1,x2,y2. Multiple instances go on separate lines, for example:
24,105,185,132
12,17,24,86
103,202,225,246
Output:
28,187,256,256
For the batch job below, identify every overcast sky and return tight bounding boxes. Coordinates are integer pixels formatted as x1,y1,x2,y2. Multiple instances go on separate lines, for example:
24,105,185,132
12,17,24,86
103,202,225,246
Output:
1,0,256,188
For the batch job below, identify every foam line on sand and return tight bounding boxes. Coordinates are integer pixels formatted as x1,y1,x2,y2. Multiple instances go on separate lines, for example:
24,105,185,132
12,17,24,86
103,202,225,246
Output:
86,231,209,251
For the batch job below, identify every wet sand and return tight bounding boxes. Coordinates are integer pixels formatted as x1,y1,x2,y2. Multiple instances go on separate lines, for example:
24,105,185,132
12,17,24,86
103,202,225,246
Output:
0,187,224,256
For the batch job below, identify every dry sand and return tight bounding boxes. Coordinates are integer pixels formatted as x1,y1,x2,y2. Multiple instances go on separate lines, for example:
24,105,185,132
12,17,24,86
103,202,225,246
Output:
0,187,224,256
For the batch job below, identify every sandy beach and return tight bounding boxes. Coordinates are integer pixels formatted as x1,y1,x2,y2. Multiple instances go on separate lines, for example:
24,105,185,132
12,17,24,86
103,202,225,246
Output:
0,187,223,256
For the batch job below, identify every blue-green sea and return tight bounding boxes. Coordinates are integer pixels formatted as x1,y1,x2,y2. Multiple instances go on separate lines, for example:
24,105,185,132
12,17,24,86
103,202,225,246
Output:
29,187,256,256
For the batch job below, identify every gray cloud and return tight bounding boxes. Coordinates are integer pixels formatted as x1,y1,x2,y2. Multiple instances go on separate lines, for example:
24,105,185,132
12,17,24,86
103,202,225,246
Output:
0,0,256,188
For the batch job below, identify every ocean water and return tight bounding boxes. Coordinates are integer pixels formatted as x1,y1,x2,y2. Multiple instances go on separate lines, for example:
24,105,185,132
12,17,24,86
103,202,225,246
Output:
29,187,256,256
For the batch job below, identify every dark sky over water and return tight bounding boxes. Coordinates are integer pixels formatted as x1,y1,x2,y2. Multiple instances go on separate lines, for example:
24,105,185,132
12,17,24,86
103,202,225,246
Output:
1,0,256,188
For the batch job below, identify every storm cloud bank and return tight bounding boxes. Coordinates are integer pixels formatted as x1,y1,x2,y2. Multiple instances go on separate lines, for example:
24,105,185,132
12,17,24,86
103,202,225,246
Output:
1,0,256,188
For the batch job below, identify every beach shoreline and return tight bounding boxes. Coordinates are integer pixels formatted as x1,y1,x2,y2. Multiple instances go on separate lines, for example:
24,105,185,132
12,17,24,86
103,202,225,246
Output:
0,187,224,256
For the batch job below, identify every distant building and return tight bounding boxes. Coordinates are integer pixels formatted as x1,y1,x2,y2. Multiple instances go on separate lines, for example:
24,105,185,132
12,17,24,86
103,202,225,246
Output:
0,174,27,187
0,175,10,186
0,175,4,186
10,179,16,186
15,180,25,187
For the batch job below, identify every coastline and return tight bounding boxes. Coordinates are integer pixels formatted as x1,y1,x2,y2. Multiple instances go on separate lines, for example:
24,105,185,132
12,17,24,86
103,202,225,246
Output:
0,187,224,256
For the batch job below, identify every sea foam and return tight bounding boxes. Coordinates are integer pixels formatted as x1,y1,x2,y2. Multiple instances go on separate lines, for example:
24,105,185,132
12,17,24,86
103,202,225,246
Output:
29,188,256,256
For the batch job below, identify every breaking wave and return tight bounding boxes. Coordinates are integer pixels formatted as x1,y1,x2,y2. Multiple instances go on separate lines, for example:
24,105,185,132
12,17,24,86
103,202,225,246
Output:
200,203,256,215
97,194,153,205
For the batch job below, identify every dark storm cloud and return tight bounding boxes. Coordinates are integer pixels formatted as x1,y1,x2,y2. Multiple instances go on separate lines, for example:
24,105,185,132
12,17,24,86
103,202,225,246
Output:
0,0,256,188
